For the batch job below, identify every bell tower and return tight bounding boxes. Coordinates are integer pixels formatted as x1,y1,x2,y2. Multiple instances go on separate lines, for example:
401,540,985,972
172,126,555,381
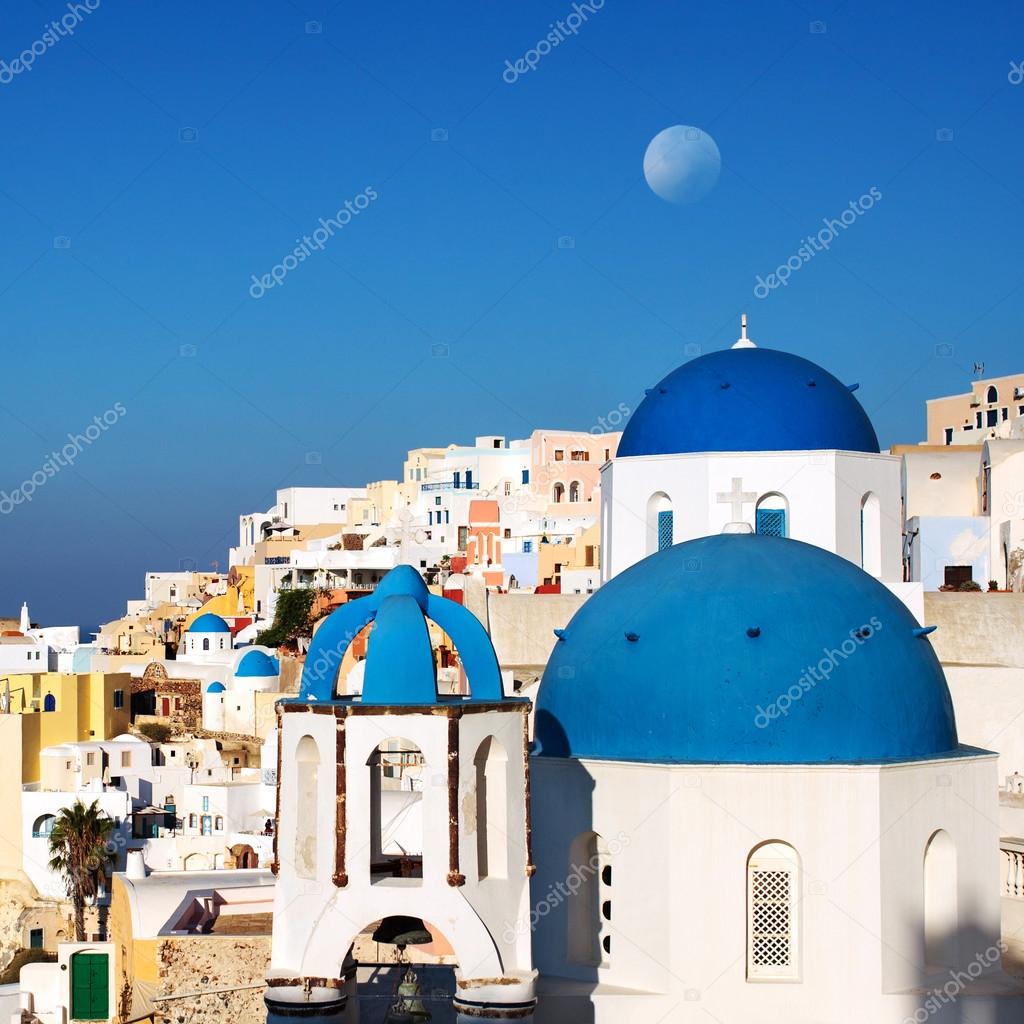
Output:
265,565,537,1021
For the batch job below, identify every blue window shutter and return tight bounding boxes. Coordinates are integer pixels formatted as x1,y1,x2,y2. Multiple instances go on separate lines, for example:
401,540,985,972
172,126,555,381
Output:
657,510,673,551
755,508,787,538
522,469,529,484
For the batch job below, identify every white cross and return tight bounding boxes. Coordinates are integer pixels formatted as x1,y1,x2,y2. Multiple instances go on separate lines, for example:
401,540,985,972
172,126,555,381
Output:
716,477,757,521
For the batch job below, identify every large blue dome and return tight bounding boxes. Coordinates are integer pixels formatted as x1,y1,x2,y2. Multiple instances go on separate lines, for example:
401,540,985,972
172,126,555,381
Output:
535,534,959,764
618,347,880,457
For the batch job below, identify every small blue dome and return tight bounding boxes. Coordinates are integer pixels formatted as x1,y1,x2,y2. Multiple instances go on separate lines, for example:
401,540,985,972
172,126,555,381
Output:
206,681,226,693
297,564,507,705
235,650,279,677
618,347,879,457
536,535,959,765
188,613,231,633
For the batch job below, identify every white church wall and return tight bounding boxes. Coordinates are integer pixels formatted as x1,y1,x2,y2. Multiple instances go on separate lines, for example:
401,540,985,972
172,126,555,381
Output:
944,666,1024,778
602,450,901,583
532,753,1008,1022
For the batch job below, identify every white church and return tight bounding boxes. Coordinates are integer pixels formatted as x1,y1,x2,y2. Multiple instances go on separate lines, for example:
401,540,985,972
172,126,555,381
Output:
264,325,1024,1022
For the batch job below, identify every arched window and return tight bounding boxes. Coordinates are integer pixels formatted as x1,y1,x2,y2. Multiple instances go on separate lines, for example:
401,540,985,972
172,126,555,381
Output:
32,814,56,839
568,481,581,503
860,492,882,578
42,693,56,712
474,737,508,880
368,738,424,880
747,841,800,980
987,386,998,404
755,493,789,538
202,638,210,652
924,829,958,969
294,735,319,880
552,482,565,503
568,831,612,966
646,492,673,555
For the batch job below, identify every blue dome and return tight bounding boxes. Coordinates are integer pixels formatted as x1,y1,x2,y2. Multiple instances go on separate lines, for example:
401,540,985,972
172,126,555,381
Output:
235,650,279,677
297,564,508,705
188,612,231,633
536,534,959,765
618,347,879,457
206,681,226,693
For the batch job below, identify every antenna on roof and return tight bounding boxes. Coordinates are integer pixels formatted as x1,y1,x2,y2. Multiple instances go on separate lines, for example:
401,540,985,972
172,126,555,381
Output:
973,362,985,377
732,313,757,349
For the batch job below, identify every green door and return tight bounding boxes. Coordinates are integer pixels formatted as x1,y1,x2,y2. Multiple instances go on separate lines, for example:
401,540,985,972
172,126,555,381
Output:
71,952,109,1020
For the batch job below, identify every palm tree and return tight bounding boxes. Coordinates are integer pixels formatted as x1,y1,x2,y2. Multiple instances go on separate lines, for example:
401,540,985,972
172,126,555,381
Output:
47,800,115,941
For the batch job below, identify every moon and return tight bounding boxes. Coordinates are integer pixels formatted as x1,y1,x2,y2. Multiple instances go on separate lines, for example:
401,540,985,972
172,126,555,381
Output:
643,125,721,204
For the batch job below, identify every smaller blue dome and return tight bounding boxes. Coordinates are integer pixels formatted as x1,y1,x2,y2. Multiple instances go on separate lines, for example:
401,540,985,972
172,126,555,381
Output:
618,346,879,457
188,613,231,633
206,681,226,694
236,650,279,677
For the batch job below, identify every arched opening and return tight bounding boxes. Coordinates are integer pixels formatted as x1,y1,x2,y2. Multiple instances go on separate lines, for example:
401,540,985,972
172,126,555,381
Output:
368,738,424,881
183,852,209,871
924,829,958,969
860,492,882,578
295,735,320,880
747,841,800,981
567,831,612,966
646,492,673,555
42,693,56,713
32,814,56,839
202,637,210,652
231,843,258,869
552,482,565,504
568,481,581,503
987,385,998,403
755,493,789,538
474,737,508,880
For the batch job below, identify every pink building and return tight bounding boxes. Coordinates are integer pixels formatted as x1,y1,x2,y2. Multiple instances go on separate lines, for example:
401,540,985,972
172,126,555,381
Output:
529,429,620,512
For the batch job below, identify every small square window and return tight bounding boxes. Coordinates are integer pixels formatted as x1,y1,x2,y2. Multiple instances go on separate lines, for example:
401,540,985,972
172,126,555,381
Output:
435,496,442,506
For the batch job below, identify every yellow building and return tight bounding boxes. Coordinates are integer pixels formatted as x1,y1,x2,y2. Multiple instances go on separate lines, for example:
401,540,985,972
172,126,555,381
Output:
537,522,601,591
0,672,131,882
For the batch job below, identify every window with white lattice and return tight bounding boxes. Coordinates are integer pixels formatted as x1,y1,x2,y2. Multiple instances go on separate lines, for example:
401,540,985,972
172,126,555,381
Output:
747,842,800,981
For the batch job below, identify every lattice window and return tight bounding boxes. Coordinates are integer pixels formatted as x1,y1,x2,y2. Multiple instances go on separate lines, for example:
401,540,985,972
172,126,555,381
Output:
755,508,786,538
747,845,799,980
657,510,674,551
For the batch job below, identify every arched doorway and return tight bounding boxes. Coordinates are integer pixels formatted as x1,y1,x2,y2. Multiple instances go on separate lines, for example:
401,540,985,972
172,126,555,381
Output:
646,492,673,555
231,843,258,869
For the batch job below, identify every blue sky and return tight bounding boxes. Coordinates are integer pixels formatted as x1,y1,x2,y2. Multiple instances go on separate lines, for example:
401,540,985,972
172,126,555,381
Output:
1,0,1022,627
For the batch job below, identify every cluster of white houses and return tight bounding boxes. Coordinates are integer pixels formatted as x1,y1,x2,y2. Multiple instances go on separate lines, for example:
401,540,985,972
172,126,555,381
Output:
5,322,1024,1023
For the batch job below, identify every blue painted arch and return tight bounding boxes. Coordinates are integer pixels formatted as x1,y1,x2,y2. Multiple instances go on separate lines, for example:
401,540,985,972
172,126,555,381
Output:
298,564,505,704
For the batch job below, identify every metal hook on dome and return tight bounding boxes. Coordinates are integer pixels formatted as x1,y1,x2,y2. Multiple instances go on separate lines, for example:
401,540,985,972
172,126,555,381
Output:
553,628,566,642
912,625,938,638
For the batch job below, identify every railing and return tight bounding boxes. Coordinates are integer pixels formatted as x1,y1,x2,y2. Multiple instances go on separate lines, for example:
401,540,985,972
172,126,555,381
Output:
421,481,480,491
1000,839,1024,898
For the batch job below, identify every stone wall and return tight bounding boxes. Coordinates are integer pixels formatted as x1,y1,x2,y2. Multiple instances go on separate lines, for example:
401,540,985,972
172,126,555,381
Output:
925,592,1024,667
151,935,270,1024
